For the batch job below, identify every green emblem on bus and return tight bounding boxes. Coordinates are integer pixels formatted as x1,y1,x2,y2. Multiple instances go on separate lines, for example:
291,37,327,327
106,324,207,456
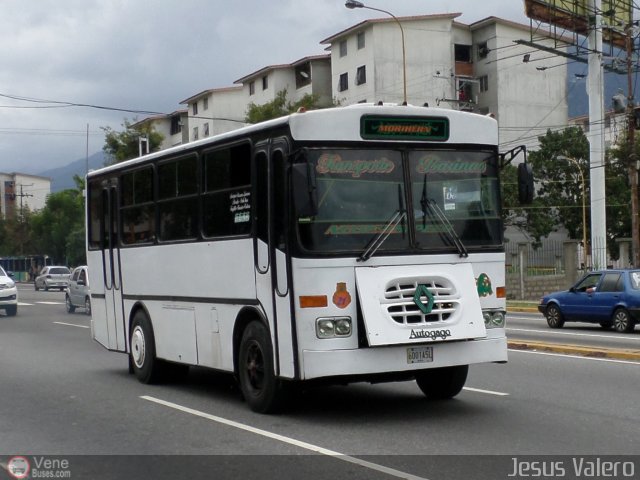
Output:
413,284,435,314
361,116,449,141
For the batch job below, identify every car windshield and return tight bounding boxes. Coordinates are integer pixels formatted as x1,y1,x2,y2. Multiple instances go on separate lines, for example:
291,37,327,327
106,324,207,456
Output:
50,267,70,275
295,148,501,254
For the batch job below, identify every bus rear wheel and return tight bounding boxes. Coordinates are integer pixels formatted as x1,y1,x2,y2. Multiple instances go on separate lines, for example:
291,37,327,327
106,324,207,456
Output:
130,310,163,384
238,321,286,413
415,365,468,400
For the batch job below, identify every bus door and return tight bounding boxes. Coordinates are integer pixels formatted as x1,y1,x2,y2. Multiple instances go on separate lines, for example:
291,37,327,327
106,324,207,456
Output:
97,181,126,352
254,140,295,378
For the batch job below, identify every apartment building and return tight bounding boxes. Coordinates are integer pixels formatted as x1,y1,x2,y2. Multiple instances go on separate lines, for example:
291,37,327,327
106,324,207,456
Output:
320,14,568,151
0,172,50,218
233,54,333,109
137,14,567,153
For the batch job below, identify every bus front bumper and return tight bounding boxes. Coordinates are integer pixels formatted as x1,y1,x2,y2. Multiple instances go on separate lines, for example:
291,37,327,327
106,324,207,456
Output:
300,336,507,381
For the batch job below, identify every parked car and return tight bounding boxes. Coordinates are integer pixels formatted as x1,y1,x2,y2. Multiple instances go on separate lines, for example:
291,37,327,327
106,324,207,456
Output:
34,266,71,291
0,266,18,316
538,269,640,333
66,266,91,315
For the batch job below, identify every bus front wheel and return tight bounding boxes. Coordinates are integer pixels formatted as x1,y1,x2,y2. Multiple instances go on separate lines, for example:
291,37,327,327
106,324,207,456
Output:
130,311,162,384
238,321,285,413
415,365,468,400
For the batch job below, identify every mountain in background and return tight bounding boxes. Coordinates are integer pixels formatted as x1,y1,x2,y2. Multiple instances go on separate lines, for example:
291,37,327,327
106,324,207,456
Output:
38,151,106,192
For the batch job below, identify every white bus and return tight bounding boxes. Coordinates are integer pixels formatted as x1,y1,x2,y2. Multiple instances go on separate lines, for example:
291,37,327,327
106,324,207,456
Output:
87,104,532,413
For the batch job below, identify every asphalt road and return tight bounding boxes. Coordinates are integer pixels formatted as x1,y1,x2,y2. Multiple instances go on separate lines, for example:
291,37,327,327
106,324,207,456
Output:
1,286,639,479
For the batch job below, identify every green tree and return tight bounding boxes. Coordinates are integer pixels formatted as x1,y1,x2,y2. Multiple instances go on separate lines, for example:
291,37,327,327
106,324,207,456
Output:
102,118,164,164
245,89,326,124
30,178,86,266
503,127,630,255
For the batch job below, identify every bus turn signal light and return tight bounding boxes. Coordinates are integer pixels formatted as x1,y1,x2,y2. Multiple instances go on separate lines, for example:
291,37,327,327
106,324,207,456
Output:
299,295,328,308
496,287,506,298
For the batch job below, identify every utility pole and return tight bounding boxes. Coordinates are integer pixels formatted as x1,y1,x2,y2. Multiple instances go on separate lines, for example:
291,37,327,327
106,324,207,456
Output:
15,184,34,255
626,14,640,267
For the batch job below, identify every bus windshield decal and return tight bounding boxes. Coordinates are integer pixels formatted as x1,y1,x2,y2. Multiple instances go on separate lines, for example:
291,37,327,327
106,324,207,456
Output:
416,156,487,175
316,153,395,178
361,116,449,141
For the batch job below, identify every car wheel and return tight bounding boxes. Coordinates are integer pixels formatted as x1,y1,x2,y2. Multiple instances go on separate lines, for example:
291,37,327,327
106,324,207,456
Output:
238,321,287,413
612,308,635,333
415,365,468,400
5,305,17,316
34,282,39,291
65,295,75,314
85,296,91,316
545,304,565,328
130,310,164,384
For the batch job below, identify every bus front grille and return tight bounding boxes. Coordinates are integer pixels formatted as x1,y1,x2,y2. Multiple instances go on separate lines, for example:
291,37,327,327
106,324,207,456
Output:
384,278,459,325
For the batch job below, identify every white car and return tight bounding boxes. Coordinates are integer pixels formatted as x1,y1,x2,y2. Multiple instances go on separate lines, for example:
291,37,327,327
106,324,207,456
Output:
0,266,18,316
66,266,91,315
35,266,71,291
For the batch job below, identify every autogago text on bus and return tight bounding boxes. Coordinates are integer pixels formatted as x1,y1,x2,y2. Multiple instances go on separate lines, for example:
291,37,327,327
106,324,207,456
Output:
86,104,532,413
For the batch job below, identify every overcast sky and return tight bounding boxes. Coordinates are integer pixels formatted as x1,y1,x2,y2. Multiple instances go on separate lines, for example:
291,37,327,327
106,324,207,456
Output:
0,1,529,174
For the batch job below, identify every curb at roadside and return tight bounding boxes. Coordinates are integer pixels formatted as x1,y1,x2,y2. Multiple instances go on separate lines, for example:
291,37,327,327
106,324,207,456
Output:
507,340,640,361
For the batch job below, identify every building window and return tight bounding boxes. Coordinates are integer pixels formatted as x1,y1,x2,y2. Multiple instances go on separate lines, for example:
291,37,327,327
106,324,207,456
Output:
477,42,489,59
454,44,472,63
170,116,182,135
249,81,255,95
262,75,268,90
356,65,366,85
340,40,347,57
357,31,365,49
192,102,198,116
203,123,210,137
479,75,489,93
295,62,312,88
193,126,199,141
203,97,209,110
338,72,348,92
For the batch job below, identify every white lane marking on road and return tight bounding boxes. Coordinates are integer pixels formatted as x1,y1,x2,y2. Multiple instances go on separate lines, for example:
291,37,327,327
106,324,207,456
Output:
509,349,640,365
18,302,33,306
53,321,90,329
463,387,509,396
141,395,430,480
36,301,65,305
507,326,640,343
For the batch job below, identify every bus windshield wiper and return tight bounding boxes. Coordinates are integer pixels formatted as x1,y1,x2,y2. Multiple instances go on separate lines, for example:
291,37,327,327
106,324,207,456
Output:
358,185,406,263
423,198,469,258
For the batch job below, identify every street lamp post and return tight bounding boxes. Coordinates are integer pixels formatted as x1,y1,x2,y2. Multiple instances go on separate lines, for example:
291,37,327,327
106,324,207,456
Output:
559,155,588,268
345,0,407,105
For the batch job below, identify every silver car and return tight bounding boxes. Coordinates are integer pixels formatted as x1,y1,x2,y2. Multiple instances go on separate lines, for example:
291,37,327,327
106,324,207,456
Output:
35,266,71,291
66,266,91,315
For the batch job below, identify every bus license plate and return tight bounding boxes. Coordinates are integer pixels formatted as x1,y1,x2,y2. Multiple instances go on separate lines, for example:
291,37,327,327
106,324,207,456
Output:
407,346,433,364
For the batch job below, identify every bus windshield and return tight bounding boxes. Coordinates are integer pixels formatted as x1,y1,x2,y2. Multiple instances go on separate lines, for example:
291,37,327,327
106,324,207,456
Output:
296,148,501,254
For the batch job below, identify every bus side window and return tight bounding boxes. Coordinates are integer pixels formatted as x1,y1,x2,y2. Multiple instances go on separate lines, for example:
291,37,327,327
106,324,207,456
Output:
255,152,269,243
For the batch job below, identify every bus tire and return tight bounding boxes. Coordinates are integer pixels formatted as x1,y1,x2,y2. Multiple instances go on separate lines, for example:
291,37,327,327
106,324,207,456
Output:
130,310,163,384
415,365,468,400
238,321,285,413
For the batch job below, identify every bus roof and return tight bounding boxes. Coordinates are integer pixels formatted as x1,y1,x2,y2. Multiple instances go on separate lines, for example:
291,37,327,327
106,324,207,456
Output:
88,104,498,178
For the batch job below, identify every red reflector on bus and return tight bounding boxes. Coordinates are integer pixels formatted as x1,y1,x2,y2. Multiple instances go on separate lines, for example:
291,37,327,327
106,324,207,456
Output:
299,295,328,308
496,287,506,298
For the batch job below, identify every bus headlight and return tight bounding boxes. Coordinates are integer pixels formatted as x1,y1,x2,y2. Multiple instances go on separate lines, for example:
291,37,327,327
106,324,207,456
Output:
316,317,352,338
483,310,506,329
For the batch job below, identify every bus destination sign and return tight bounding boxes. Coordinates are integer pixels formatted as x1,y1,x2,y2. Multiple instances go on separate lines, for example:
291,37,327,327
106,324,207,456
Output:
361,116,449,141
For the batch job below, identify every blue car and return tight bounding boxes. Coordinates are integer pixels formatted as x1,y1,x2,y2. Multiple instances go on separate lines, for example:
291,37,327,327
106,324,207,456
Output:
538,269,640,333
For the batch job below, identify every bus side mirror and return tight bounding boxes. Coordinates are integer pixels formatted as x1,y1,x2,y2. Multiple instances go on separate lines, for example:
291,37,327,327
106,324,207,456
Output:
517,162,534,205
292,162,318,218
